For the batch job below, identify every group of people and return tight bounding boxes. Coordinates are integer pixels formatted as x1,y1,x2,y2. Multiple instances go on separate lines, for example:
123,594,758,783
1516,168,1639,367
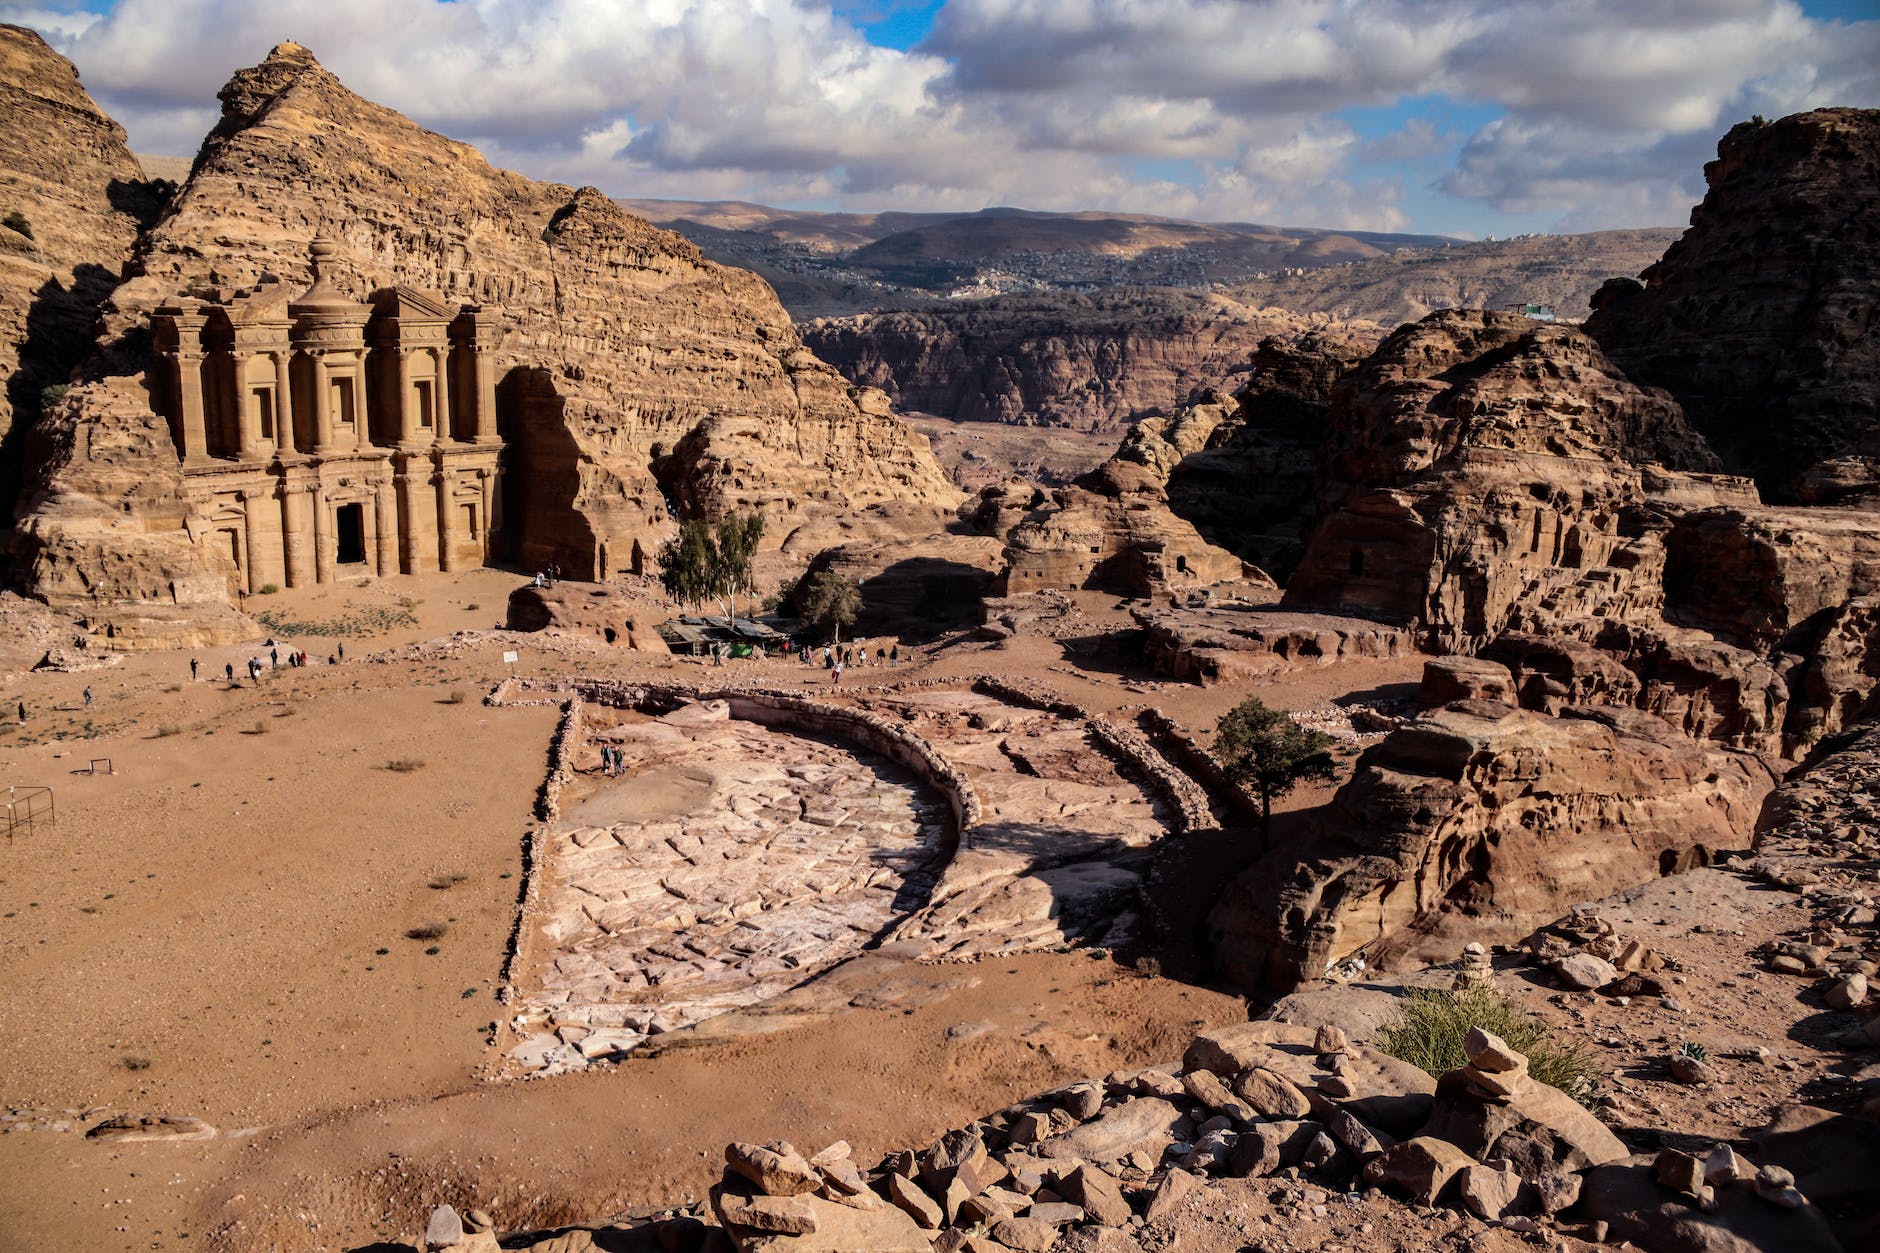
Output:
807,644,897,669
531,563,562,589
190,638,344,686
597,743,626,777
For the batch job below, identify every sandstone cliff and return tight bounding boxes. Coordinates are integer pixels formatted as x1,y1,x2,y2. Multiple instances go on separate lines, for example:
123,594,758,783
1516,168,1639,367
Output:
1282,309,1742,650
1587,109,1880,504
12,40,958,607
1209,701,1776,993
0,24,155,534
802,292,1377,432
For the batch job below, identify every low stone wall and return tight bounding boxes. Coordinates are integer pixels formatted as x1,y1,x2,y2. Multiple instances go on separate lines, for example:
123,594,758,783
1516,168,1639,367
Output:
571,679,984,842
970,675,1215,834
1136,707,1264,828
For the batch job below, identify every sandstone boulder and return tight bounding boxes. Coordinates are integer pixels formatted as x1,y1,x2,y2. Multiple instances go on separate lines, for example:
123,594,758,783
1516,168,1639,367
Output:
1209,701,1774,992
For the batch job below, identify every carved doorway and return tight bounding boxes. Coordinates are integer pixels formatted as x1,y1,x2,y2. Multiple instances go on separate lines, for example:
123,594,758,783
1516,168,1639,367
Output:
335,502,367,565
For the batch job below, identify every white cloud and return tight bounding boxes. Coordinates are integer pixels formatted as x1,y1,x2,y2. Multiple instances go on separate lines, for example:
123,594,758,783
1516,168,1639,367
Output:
2,0,1875,233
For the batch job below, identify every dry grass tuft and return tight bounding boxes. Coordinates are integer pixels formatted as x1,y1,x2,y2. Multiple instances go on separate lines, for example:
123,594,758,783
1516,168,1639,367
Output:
1375,984,1603,1109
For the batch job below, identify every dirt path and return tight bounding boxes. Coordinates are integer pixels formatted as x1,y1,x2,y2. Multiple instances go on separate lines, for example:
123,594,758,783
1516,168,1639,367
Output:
0,570,1426,1252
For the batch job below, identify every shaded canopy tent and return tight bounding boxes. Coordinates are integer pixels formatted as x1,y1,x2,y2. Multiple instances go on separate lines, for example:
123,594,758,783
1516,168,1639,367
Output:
656,615,792,657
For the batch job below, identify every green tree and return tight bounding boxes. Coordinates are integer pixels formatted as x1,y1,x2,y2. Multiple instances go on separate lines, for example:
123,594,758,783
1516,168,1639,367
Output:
656,519,724,612
714,511,766,619
796,569,860,644
657,511,767,619
1215,696,1337,845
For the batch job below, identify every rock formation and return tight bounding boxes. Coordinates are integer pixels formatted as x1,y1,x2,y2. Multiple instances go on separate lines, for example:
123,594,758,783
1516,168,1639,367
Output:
1209,700,1775,992
0,24,156,527
990,456,1259,597
1587,108,1880,504
6,39,958,619
802,290,1373,432
1158,331,1372,579
1282,309,1738,651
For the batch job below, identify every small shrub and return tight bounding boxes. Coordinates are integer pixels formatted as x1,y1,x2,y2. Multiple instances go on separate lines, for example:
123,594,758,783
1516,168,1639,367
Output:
121,1055,152,1072
154,723,182,738
1133,954,1163,979
256,583,279,595
162,683,182,694
426,871,467,890
406,921,450,940
424,945,441,956
1677,1041,1709,1062
2,209,31,238
375,947,389,956
460,987,478,999
248,720,268,735
464,603,480,612
1375,984,1602,1109
385,757,427,773
445,690,467,705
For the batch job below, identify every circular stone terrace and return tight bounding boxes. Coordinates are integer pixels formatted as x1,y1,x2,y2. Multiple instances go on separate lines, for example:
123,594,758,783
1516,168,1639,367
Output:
487,676,1217,1075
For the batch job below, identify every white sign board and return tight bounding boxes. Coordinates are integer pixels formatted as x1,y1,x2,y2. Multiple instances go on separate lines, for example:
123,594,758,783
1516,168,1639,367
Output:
502,651,519,664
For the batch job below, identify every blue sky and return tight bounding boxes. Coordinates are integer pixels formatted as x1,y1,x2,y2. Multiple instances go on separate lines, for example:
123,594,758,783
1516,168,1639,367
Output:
7,0,1878,237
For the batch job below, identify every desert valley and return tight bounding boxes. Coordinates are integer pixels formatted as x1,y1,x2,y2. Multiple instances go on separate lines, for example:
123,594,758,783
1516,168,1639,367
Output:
1,14,1879,1253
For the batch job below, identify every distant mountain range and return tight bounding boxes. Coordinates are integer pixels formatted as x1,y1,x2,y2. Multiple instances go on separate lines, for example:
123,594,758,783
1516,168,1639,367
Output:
616,198,1457,317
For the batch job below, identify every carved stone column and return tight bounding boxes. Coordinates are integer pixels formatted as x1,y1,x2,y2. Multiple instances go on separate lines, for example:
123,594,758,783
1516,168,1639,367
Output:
432,346,452,442
374,477,399,575
474,347,499,443
311,484,333,584
280,483,313,588
435,467,456,572
240,488,267,593
272,350,297,455
396,348,415,446
233,351,264,460
477,467,495,562
311,353,335,453
175,350,211,464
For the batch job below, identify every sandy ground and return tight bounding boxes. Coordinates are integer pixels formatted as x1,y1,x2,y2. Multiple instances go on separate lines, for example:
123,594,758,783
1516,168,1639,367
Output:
0,570,1427,1252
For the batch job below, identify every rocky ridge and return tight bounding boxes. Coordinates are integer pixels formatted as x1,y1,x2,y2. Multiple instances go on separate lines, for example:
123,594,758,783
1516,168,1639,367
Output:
7,39,959,611
0,24,156,528
802,292,1379,433
1587,108,1880,504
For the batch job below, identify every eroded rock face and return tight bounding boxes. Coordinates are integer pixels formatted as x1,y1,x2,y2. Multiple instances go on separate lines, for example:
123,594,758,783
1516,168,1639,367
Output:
997,456,1256,596
10,40,958,604
1282,309,1742,652
1587,108,1880,504
13,381,233,607
0,24,154,531
1209,701,1775,994
801,290,1373,432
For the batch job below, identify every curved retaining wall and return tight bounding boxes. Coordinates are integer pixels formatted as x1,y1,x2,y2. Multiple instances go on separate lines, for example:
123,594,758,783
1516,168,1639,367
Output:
970,676,1215,833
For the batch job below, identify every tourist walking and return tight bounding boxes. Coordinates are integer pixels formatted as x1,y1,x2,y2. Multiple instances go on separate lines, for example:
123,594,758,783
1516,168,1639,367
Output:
270,647,279,669
17,700,25,723
337,642,345,662
832,659,843,685
224,662,234,683
83,686,93,711
190,657,199,681
890,645,900,667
